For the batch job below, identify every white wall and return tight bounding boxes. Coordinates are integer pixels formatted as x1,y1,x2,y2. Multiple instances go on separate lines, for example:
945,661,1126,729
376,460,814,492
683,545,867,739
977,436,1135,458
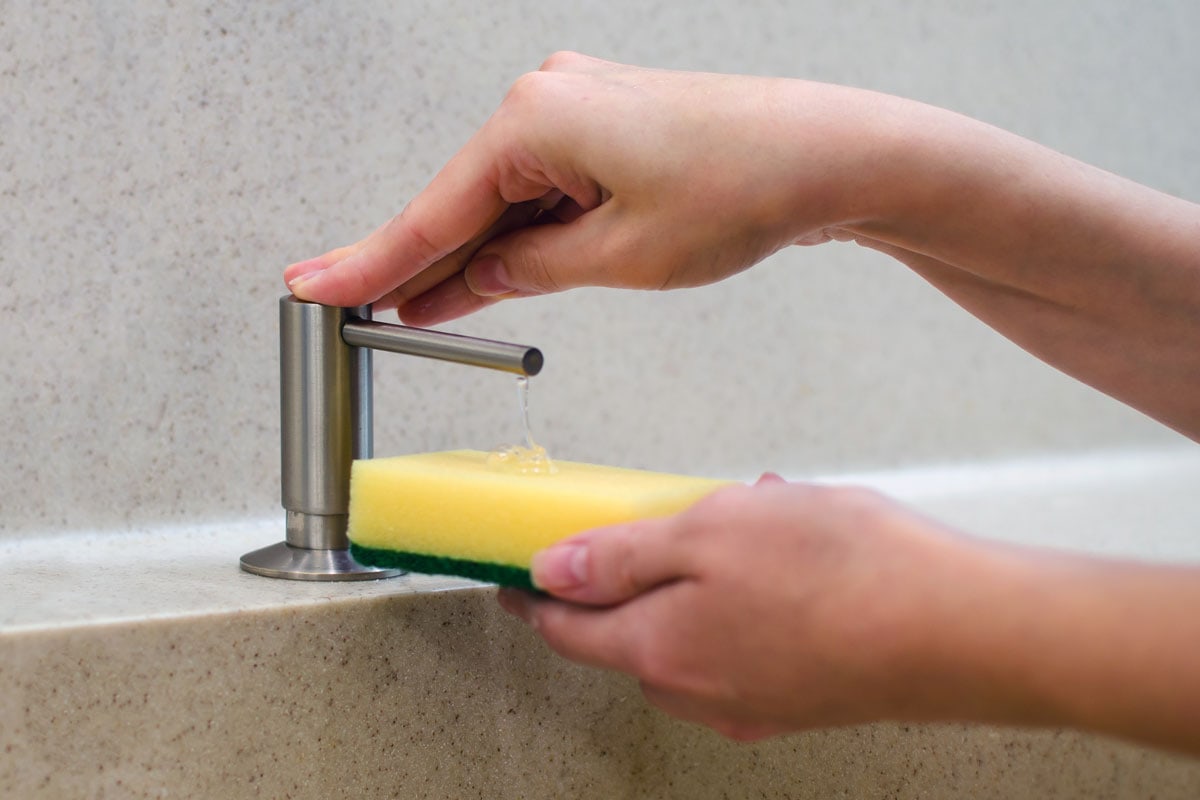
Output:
2,0,1195,537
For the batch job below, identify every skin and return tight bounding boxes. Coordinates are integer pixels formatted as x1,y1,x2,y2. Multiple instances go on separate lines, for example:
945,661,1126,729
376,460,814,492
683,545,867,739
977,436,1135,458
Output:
288,53,1200,754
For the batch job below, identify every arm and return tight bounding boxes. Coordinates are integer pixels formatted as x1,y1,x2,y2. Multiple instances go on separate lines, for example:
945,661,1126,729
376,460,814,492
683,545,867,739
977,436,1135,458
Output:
286,53,1200,438
839,111,1200,438
498,478,1200,753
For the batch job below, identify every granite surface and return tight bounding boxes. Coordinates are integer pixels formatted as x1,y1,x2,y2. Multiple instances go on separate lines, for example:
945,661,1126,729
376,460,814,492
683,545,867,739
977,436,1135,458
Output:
4,449,1200,797
5,589,1200,800
6,448,1200,634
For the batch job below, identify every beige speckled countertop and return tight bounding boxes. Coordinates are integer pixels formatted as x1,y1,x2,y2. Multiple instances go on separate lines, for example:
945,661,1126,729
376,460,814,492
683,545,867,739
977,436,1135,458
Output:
1,520,478,633
7,447,1199,634
3,448,1200,798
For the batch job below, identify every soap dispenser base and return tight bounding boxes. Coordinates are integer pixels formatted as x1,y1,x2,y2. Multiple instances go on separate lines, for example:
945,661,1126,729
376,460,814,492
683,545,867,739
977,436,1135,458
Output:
239,541,404,581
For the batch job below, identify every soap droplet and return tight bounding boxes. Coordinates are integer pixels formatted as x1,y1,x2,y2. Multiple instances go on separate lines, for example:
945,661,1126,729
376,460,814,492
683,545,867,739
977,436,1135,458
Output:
486,442,557,475
486,375,557,475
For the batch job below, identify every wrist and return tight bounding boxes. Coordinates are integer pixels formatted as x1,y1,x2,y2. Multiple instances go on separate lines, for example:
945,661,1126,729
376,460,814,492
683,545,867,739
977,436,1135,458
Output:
837,97,1000,247
892,535,1200,752
877,533,1070,728
769,83,954,243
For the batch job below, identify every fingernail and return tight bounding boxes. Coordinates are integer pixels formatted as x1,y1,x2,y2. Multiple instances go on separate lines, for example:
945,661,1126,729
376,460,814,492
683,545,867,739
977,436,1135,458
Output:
286,271,324,286
284,256,327,287
531,542,589,591
468,255,514,297
287,267,326,296
286,256,327,277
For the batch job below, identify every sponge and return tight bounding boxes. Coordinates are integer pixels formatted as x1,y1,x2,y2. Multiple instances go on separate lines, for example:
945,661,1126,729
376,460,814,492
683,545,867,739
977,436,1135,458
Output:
347,449,732,590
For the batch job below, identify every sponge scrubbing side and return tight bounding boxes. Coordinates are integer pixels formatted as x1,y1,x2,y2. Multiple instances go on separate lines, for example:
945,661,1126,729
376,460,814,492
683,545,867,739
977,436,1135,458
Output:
347,450,732,589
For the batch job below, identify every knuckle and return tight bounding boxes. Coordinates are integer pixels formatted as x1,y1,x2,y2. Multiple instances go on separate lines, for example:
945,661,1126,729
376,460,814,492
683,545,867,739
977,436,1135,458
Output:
503,70,555,112
539,630,574,661
628,633,674,688
387,207,446,266
604,530,641,596
824,485,889,518
625,617,700,692
639,681,686,719
690,482,754,521
513,239,561,294
539,50,583,72
815,485,896,536
528,604,572,655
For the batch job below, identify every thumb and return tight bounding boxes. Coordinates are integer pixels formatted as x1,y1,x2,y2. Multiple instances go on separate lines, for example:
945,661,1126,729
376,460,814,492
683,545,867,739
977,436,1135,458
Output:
530,516,690,606
463,205,629,298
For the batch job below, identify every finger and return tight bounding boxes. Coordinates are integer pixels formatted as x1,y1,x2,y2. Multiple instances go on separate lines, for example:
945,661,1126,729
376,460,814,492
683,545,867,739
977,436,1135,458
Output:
640,684,740,733
462,203,635,299
283,243,357,287
533,189,566,211
496,587,535,622
541,195,587,225
496,588,631,671
285,51,618,309
395,272,508,326
529,516,691,606
397,202,622,323
375,200,543,312
287,114,546,307
499,588,789,743
640,684,790,742
537,51,616,75
496,588,652,674
640,683,719,725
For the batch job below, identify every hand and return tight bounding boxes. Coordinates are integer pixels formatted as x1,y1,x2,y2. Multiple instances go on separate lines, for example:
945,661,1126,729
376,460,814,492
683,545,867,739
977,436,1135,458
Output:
284,52,899,325
499,475,1200,753
497,475,980,741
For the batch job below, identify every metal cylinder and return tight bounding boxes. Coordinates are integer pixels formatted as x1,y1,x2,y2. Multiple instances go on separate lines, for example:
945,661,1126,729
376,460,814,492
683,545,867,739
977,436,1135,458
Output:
279,297,371,548
342,319,542,376
242,298,394,580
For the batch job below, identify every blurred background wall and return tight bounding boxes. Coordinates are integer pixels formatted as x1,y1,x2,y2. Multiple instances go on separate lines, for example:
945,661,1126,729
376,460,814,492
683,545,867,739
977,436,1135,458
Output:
2,0,1195,537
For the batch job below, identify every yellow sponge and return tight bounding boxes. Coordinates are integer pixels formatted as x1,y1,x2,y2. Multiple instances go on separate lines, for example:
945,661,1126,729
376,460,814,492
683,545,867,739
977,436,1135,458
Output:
347,449,732,589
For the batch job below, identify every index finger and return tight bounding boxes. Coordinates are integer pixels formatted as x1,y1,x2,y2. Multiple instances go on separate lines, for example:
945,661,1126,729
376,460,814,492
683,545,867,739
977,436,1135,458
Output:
286,129,520,308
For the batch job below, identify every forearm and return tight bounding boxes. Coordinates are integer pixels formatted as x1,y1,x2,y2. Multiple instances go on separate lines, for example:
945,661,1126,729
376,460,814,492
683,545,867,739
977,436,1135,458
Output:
914,538,1200,753
845,100,1200,436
